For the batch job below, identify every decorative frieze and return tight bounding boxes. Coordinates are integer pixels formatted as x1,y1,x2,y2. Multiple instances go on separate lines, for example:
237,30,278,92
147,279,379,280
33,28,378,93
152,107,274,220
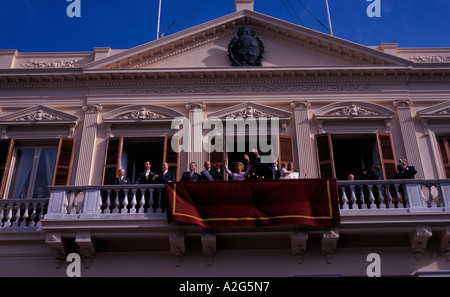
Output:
410,55,450,63
124,84,374,95
331,104,378,116
21,59,80,68
118,107,167,120
225,106,274,118
14,109,63,121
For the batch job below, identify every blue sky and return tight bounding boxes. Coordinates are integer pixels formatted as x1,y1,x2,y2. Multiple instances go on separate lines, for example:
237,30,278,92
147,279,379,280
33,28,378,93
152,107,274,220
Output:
1,0,449,52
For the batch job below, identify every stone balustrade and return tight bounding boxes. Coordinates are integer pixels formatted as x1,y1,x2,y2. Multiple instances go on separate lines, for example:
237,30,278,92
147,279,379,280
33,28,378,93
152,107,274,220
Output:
0,198,47,228
1,179,449,229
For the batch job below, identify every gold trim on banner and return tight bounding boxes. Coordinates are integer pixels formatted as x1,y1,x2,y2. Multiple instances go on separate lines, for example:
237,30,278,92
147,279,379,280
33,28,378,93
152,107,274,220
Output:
171,180,334,222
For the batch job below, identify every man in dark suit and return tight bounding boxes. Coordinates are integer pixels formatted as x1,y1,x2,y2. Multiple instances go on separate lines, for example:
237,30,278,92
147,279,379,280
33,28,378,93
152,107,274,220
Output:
200,160,222,181
252,149,280,179
155,162,176,212
136,160,158,184
156,162,176,184
180,162,201,181
113,168,130,184
135,161,158,212
110,168,131,211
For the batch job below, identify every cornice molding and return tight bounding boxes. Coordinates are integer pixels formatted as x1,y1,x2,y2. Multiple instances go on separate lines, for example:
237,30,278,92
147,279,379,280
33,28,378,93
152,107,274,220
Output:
1,67,450,90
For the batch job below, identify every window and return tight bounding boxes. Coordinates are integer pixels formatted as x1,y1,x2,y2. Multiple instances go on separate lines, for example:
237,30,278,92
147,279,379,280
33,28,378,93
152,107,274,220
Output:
437,136,450,178
315,132,396,180
0,137,75,199
103,136,179,184
8,146,58,198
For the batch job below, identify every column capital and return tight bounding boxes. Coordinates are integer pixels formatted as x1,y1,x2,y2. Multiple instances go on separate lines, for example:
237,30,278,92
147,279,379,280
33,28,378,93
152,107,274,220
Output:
291,101,310,110
82,104,103,113
186,103,206,111
393,100,411,109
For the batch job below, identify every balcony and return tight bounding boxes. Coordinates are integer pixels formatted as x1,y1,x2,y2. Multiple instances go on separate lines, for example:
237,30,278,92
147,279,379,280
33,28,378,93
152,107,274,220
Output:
1,179,450,268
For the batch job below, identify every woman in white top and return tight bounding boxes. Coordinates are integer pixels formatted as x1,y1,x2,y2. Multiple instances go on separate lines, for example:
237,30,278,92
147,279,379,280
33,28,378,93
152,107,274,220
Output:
280,162,307,179
224,154,251,180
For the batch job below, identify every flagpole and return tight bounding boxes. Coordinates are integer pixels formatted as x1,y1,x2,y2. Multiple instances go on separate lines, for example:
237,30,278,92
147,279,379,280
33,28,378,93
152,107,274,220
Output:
157,0,162,39
325,0,333,36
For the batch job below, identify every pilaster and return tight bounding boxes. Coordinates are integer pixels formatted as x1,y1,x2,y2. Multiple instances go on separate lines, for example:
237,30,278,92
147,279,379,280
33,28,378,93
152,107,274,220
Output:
74,104,102,186
291,101,316,177
186,103,205,172
394,100,425,179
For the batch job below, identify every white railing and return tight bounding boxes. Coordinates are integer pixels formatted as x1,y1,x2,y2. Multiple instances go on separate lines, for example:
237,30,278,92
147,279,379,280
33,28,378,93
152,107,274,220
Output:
44,184,167,220
2,179,450,228
337,179,450,212
0,198,48,228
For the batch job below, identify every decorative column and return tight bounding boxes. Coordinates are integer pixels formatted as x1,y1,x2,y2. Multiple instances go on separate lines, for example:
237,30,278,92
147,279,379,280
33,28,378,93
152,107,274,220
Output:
394,100,425,179
186,103,205,171
74,104,102,186
291,101,317,178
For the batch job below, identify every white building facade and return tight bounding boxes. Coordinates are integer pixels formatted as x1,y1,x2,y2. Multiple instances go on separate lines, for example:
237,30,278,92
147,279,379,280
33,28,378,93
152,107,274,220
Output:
0,2,450,277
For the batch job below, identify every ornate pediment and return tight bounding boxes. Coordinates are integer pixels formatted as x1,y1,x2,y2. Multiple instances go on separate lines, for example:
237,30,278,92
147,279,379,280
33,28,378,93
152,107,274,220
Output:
315,102,393,119
83,10,410,70
102,105,183,123
314,102,395,133
416,101,450,134
417,101,450,120
0,105,80,139
0,105,79,124
208,102,291,121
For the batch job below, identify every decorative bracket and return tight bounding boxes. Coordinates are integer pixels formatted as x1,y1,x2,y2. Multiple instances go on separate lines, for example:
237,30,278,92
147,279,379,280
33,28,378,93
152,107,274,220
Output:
409,226,432,261
75,232,96,268
169,230,186,267
439,226,450,261
201,229,217,266
321,228,339,264
291,230,308,264
45,232,66,269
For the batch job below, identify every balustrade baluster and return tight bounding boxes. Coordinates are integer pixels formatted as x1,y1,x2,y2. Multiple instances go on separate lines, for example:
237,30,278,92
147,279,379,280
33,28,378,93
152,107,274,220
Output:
394,184,404,208
30,202,38,226
137,189,145,213
21,202,30,227
436,184,445,208
121,191,129,213
112,190,120,213
340,186,349,209
385,185,393,208
129,188,137,214
5,203,13,227
350,185,358,209
377,184,385,208
70,192,79,214
425,184,436,208
36,202,45,226
359,187,367,209
155,189,162,213
0,203,5,228
149,189,155,213
104,189,112,214
367,185,375,209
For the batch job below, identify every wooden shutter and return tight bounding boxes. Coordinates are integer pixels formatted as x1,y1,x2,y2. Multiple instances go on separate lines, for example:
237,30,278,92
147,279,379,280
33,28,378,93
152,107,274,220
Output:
376,132,397,179
315,133,335,178
52,137,76,186
437,137,450,178
0,139,15,199
164,135,180,180
102,137,123,185
278,134,294,166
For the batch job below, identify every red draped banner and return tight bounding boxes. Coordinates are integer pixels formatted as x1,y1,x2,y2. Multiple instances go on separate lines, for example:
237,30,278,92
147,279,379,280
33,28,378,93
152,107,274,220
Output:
166,179,340,228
